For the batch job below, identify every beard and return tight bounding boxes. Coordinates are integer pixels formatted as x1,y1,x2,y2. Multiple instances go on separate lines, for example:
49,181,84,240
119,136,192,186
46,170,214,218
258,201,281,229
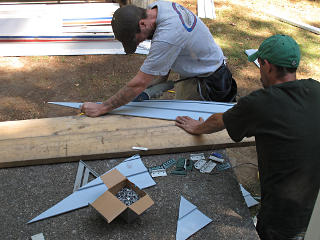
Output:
147,27,156,40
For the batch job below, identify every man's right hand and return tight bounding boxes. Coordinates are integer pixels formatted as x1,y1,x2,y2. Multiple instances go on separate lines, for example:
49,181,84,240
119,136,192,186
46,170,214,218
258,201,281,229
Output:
175,116,204,135
80,102,107,117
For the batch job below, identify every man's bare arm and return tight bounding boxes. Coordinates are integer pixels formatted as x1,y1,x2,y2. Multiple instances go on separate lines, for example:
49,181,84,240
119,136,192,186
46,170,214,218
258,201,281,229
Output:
81,71,154,117
175,113,225,135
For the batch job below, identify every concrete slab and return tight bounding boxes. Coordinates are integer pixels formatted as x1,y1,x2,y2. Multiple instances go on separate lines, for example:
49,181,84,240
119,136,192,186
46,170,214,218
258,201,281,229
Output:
0,151,259,239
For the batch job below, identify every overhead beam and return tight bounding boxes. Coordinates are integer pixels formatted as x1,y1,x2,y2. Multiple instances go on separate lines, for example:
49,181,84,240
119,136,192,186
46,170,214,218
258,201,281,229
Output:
0,115,255,168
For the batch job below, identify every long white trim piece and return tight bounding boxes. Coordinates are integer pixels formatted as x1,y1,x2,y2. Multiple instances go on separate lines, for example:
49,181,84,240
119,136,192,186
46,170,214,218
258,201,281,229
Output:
176,196,212,240
245,49,260,68
197,0,216,19
266,11,320,35
28,155,155,223
0,40,149,57
0,3,150,56
305,190,320,240
48,100,234,121
112,101,233,120
0,3,119,20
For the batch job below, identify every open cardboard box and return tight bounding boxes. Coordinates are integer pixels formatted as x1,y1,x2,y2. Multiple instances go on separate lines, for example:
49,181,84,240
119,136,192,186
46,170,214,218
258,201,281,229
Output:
89,169,154,223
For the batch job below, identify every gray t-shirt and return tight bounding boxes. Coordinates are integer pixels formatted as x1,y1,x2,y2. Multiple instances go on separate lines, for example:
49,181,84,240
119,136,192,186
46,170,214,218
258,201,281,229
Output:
140,1,224,78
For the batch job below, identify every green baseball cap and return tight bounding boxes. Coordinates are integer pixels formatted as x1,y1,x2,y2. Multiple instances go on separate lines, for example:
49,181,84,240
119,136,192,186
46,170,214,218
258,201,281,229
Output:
248,34,300,68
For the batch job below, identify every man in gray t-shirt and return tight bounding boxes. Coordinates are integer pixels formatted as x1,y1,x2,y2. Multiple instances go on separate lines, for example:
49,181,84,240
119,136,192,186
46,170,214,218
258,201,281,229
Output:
81,1,237,117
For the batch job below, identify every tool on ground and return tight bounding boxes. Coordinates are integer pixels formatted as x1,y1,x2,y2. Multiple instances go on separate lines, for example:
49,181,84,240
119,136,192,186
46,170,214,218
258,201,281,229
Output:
132,146,148,151
208,152,224,163
171,158,193,175
190,153,205,161
73,160,99,192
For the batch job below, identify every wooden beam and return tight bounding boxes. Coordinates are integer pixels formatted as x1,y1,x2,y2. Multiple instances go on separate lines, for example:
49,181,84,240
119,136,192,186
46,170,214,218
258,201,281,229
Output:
0,115,255,168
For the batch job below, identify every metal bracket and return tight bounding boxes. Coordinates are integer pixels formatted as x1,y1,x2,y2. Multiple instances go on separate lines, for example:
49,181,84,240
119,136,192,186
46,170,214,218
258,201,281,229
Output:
194,159,207,170
200,160,217,173
73,160,99,192
162,158,176,169
150,168,167,177
216,162,232,171
190,153,205,161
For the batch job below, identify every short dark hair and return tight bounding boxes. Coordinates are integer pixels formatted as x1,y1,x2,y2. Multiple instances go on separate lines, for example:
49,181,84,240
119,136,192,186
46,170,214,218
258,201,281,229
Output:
259,58,297,78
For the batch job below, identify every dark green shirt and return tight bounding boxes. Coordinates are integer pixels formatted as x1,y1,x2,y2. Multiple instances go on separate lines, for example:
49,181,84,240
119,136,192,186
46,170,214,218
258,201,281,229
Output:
223,79,320,234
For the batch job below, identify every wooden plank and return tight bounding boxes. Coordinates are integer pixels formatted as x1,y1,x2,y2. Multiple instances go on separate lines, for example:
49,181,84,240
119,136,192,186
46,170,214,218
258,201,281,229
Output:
0,115,255,168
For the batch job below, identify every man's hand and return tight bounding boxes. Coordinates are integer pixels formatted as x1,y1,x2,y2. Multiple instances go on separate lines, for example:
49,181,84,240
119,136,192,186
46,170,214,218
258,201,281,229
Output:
80,102,107,117
175,116,204,135
175,113,225,135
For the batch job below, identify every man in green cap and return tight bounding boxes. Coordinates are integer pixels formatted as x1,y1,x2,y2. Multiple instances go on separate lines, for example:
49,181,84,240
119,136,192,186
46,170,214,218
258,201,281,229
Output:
175,34,320,240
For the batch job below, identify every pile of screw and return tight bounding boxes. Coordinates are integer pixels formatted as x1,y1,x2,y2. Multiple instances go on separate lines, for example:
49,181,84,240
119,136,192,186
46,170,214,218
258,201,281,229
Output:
116,187,140,206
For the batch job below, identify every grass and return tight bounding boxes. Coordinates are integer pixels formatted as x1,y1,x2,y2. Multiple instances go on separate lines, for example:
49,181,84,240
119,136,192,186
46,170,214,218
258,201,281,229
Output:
201,0,320,96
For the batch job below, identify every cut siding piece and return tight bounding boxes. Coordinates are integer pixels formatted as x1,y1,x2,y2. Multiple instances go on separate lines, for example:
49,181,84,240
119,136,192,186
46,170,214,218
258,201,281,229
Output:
31,233,45,240
49,100,235,121
197,0,216,19
176,196,212,240
28,155,155,223
245,49,260,68
240,184,259,208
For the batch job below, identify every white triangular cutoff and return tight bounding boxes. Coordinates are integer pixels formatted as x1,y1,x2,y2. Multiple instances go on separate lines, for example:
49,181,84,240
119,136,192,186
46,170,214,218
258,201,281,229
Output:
176,196,212,240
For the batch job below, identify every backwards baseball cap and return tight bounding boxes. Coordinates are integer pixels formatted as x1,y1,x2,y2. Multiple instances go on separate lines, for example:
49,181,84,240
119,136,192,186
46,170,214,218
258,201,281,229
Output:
111,5,145,54
248,34,300,68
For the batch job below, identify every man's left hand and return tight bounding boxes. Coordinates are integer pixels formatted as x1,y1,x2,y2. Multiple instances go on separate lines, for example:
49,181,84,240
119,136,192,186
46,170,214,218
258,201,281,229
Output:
80,102,106,117
175,116,204,135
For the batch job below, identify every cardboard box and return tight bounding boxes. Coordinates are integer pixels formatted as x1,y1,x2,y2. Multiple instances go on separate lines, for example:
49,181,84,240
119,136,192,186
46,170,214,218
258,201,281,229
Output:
89,169,154,223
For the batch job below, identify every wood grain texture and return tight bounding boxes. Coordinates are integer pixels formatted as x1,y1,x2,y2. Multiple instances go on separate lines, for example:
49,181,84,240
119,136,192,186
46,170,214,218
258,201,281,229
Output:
0,115,255,168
